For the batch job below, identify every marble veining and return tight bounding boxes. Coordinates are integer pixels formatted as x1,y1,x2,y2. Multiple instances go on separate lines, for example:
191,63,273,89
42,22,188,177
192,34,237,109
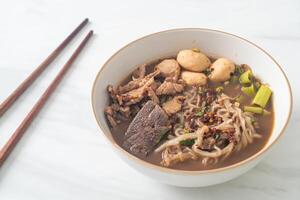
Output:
0,0,299,199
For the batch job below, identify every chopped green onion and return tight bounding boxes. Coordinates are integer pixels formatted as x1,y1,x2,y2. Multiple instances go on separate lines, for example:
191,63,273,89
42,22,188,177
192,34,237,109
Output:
180,139,195,146
183,128,189,134
215,86,224,93
196,106,207,117
252,85,272,108
239,70,253,84
230,75,239,83
214,133,221,140
157,128,169,143
241,84,256,96
235,95,245,103
244,106,264,114
263,109,271,115
244,106,271,115
235,65,245,75
196,110,205,117
202,68,211,76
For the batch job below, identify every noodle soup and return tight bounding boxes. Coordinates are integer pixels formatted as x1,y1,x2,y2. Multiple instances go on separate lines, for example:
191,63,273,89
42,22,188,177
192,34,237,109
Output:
104,49,274,170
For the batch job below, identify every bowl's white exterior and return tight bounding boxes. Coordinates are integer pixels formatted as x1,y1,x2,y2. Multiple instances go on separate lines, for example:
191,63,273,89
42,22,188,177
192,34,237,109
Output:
92,29,292,187
119,148,266,187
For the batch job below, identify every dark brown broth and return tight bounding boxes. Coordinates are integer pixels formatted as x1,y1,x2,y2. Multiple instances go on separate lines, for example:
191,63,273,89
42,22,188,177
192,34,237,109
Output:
110,57,274,171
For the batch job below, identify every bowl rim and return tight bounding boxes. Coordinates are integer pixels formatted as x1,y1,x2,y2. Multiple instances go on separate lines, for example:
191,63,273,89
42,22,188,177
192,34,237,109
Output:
91,28,293,174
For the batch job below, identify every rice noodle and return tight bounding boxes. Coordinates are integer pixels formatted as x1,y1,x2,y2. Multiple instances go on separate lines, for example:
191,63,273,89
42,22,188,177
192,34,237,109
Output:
192,142,234,158
155,91,261,167
155,130,201,152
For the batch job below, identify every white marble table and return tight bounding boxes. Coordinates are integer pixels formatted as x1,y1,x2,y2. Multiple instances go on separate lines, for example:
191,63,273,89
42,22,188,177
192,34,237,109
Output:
0,0,299,199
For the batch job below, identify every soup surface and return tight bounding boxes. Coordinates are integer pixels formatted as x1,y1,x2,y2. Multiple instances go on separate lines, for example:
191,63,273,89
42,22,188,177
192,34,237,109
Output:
104,49,274,171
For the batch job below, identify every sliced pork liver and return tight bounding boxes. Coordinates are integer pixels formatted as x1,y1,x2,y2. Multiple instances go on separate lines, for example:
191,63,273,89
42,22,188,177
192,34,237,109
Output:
123,101,170,157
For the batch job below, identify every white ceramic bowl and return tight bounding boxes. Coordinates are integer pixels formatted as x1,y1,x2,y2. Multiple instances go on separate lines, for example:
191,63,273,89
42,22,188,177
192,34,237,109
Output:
91,29,292,187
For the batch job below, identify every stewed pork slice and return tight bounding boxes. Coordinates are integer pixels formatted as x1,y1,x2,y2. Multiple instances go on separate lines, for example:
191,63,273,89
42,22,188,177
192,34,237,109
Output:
156,81,184,95
162,96,185,115
117,70,160,105
117,70,160,94
155,59,181,81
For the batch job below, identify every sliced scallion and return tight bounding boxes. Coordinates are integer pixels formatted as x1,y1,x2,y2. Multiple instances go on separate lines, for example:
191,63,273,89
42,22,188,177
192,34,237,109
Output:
215,86,224,93
235,65,245,75
230,75,239,83
244,106,271,115
241,84,255,96
244,106,264,114
183,128,189,134
156,128,169,143
263,109,271,115
252,85,272,108
180,139,195,146
195,111,204,117
239,70,253,84
235,95,245,103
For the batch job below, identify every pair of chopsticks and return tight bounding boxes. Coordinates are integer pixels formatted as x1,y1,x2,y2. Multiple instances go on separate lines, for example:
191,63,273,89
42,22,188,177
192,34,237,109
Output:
0,18,93,167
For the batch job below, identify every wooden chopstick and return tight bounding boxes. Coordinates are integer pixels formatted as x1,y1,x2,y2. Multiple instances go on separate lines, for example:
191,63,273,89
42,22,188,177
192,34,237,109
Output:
0,30,93,167
0,18,89,117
